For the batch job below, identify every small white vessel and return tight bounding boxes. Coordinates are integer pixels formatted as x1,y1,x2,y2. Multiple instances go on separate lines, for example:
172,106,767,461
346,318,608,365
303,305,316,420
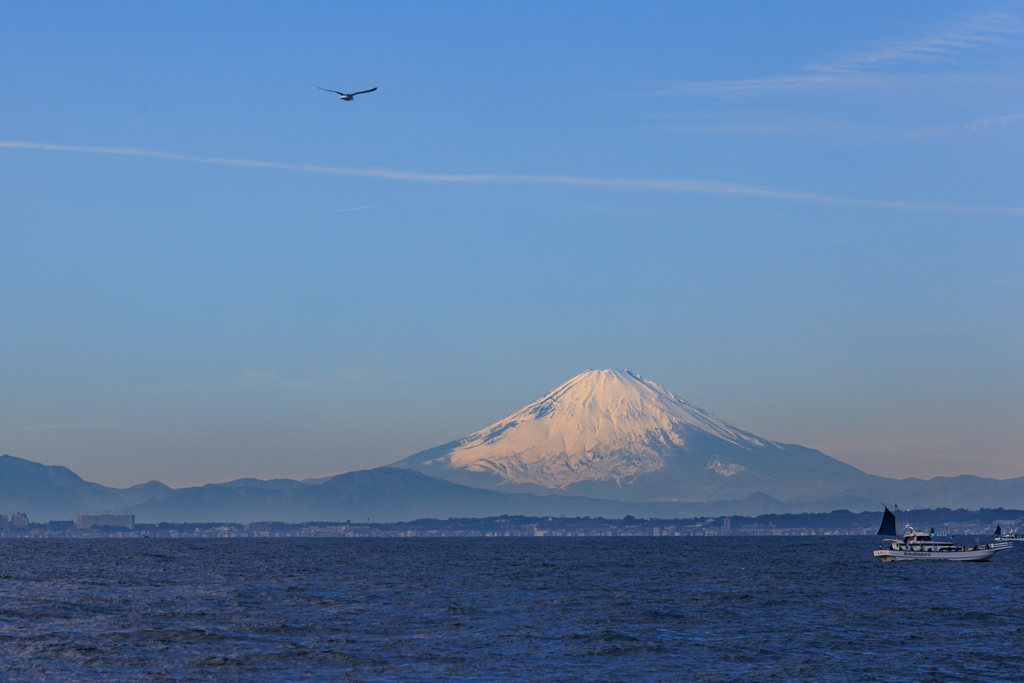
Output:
994,525,1024,542
872,506,1011,562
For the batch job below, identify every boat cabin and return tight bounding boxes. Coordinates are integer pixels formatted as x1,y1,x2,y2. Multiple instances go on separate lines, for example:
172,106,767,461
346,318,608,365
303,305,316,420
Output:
882,525,957,551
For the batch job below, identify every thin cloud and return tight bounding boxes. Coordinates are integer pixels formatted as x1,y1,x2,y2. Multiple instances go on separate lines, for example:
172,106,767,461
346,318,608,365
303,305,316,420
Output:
965,111,1024,131
814,12,1021,74
2,140,1022,214
905,125,956,139
906,111,1024,138
336,206,374,212
649,13,1022,96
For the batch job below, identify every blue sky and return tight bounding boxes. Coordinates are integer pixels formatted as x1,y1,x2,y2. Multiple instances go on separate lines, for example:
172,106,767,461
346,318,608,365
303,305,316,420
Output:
1,2,1022,487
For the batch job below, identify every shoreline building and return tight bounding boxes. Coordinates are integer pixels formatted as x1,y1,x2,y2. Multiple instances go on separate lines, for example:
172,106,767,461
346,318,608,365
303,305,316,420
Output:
76,514,135,530
11,512,29,528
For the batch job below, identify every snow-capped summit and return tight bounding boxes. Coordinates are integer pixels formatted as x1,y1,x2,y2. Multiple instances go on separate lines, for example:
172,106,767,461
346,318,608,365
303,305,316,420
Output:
392,369,871,502
441,369,763,487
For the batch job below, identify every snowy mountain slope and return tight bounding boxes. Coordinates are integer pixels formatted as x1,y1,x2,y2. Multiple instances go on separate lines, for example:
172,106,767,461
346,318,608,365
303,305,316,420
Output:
391,369,877,502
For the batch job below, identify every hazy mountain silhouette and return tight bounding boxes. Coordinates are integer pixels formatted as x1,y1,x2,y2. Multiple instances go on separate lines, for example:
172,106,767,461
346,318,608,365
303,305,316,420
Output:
0,454,172,520
0,455,823,522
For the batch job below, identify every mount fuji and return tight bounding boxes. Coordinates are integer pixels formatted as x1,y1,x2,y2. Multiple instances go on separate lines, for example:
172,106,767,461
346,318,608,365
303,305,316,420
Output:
5,369,1024,521
392,369,878,503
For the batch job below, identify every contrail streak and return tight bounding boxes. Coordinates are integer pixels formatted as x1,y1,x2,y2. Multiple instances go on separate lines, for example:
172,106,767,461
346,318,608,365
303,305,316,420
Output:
2,140,1021,214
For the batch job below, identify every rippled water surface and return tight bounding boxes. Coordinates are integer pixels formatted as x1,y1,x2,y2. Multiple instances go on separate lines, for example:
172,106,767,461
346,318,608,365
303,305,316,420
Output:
1,537,1022,681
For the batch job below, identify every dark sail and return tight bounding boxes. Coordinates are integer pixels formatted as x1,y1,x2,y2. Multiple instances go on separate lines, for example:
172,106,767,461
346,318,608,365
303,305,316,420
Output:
996,525,1002,536
877,506,897,536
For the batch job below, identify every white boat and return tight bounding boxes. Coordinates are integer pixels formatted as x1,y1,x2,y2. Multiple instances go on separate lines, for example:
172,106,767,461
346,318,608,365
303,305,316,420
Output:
872,506,1012,562
994,525,1024,542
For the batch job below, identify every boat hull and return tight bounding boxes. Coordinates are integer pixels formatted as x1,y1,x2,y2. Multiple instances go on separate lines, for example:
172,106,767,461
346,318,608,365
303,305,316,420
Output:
873,543,1012,562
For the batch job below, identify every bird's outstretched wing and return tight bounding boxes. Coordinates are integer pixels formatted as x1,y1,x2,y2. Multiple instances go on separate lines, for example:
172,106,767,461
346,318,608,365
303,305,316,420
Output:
351,88,378,96
318,87,346,96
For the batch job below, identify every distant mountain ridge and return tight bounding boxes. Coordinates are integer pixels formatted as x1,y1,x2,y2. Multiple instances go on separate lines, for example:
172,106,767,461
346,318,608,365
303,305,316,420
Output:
4,453,1024,524
0,453,867,523
0,454,173,519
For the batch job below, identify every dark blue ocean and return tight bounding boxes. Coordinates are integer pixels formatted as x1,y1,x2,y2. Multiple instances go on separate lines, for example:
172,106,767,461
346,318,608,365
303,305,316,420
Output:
1,537,1021,681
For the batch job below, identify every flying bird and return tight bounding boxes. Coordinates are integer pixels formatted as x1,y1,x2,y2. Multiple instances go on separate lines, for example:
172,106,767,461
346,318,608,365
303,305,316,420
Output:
318,86,377,101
